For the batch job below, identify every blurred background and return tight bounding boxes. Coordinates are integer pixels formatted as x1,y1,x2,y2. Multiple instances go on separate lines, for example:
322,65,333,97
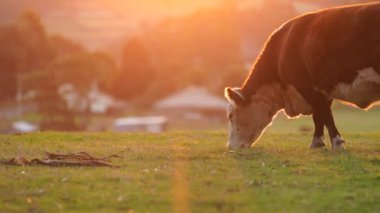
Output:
0,0,378,134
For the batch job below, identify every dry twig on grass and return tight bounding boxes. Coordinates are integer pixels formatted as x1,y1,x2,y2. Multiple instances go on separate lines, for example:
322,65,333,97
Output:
0,149,128,168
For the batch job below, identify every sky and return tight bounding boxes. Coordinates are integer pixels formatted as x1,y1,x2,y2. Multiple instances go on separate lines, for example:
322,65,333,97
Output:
0,0,264,50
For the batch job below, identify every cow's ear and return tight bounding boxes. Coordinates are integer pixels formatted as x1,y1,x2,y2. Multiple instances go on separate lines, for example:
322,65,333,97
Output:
225,87,246,105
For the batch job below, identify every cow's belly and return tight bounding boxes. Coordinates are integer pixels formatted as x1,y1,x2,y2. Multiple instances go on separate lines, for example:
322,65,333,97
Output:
283,85,313,117
329,67,380,109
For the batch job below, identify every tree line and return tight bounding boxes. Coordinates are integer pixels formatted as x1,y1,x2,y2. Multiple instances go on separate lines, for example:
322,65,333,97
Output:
112,0,298,104
0,1,300,106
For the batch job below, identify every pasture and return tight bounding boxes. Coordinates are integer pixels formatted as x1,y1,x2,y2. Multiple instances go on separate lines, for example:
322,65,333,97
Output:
0,128,379,212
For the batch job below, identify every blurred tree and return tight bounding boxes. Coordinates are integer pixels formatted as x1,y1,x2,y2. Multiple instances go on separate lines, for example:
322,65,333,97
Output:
0,11,54,102
91,52,118,91
140,3,245,99
0,26,21,101
112,37,155,100
49,35,85,57
15,10,54,73
240,0,296,51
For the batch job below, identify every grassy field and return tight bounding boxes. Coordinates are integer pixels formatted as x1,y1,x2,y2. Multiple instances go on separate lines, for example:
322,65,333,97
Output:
0,131,379,212
268,105,380,133
168,104,380,133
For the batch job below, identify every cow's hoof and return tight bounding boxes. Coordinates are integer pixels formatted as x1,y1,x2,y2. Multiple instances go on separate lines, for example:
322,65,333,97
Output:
309,136,325,149
331,135,345,151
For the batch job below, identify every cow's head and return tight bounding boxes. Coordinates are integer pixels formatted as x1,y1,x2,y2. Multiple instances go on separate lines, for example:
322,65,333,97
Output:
224,87,274,149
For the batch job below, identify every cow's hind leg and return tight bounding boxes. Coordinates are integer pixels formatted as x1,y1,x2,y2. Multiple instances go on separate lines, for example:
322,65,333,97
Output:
324,108,345,151
295,84,345,151
315,100,345,151
310,112,325,149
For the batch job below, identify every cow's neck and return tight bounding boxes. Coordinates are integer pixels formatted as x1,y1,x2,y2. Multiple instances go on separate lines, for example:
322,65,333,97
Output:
240,32,281,98
240,46,313,117
251,84,284,117
252,83,313,118
241,59,278,98
240,33,312,117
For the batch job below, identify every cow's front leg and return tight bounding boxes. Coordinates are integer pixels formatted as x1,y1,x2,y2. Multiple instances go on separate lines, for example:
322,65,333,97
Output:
310,112,326,148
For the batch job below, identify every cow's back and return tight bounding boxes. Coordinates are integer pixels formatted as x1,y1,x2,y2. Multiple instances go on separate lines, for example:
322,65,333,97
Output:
276,2,380,93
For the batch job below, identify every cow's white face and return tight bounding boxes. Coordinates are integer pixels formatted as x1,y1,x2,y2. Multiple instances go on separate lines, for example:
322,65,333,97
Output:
225,87,273,149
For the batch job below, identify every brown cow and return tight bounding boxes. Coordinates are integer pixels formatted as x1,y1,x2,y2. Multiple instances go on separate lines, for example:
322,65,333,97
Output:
225,2,380,150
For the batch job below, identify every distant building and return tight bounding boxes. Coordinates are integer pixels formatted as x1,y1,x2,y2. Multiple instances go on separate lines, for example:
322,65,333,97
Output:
58,83,122,114
112,116,168,133
154,86,227,120
12,121,39,133
87,83,117,114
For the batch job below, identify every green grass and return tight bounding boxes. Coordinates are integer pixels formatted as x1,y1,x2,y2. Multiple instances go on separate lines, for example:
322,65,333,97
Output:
166,104,380,133
0,132,379,212
268,106,380,133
